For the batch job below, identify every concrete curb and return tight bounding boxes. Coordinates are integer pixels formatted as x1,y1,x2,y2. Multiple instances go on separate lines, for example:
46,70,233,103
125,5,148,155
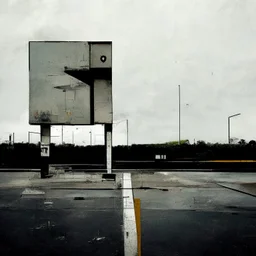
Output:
217,183,256,198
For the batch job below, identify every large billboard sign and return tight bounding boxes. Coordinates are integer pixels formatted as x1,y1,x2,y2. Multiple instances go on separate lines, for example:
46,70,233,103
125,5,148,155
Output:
29,41,112,125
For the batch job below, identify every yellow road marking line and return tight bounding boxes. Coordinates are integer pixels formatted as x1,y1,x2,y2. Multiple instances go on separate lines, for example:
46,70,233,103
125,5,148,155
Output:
208,160,256,162
134,198,141,256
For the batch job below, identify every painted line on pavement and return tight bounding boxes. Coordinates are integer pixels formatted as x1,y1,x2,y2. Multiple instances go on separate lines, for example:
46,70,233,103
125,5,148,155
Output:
134,198,141,256
122,173,138,256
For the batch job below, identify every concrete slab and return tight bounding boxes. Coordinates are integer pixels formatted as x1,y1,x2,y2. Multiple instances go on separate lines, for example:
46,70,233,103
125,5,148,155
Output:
218,183,256,197
133,172,256,255
132,172,216,189
0,172,122,190
132,172,256,189
0,173,124,255
2,171,256,255
159,172,256,184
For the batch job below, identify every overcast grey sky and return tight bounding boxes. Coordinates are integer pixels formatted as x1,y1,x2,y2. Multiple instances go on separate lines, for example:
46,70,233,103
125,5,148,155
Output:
0,0,255,145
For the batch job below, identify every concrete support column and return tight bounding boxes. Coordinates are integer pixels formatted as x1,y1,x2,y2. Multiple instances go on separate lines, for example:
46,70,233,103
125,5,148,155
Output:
105,124,112,174
40,125,51,178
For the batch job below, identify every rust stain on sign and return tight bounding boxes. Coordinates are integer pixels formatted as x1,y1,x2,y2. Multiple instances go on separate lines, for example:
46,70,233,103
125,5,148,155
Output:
34,111,51,122
66,110,72,116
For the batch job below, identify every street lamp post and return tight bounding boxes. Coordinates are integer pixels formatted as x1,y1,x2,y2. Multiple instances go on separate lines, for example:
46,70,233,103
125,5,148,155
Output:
178,85,181,145
28,131,60,144
71,128,79,145
114,119,129,146
228,113,241,144
28,131,40,143
94,134,104,145
61,126,64,144
89,130,92,146
126,119,129,146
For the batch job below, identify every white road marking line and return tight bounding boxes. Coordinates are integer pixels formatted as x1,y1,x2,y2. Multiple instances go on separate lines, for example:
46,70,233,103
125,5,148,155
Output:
122,173,138,256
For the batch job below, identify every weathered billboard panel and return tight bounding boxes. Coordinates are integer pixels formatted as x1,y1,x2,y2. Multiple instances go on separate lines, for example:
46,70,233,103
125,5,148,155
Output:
29,41,112,125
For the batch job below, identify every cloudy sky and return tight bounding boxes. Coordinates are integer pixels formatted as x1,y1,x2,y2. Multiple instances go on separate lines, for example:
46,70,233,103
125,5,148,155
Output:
0,0,255,145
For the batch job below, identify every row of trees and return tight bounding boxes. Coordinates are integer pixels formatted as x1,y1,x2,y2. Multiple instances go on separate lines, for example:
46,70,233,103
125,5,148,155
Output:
1,140,256,168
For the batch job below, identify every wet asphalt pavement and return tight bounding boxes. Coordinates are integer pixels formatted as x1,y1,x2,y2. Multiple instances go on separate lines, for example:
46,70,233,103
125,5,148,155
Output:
1,172,256,256
0,186,124,256
140,209,256,256
133,172,256,256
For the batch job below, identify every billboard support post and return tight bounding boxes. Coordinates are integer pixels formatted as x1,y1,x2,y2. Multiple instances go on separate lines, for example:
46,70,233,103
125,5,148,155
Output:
105,124,112,174
40,125,51,178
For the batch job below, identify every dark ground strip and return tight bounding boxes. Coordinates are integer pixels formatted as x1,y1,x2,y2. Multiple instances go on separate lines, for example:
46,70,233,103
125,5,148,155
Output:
141,209,256,256
0,189,124,256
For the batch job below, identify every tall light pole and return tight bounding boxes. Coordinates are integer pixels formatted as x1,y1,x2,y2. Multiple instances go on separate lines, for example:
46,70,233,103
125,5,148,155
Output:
89,130,92,145
178,85,181,145
28,131,40,143
94,134,104,145
228,113,241,144
61,126,64,144
114,119,129,146
126,119,129,146
28,131,59,144
72,128,79,145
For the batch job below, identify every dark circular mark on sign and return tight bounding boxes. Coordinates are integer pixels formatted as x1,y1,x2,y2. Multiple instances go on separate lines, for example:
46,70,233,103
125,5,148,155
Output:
100,55,107,63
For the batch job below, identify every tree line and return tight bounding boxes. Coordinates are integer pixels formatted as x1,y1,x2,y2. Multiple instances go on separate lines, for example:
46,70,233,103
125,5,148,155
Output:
0,140,256,168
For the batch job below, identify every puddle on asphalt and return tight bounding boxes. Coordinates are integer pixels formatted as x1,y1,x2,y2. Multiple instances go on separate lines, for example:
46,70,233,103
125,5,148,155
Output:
74,197,85,200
